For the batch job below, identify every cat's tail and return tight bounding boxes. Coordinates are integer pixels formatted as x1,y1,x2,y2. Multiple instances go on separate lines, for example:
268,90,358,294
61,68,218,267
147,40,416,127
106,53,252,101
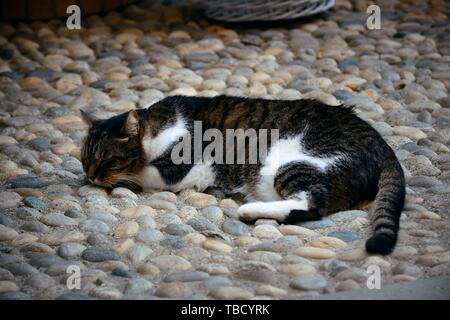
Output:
365,156,405,255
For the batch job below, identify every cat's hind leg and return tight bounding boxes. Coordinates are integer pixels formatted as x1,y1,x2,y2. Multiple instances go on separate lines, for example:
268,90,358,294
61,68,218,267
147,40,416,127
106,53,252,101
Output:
276,162,331,224
238,162,330,223
237,197,308,221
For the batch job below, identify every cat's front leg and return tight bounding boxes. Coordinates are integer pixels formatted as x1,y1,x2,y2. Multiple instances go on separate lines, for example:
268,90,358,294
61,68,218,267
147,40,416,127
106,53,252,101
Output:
138,165,169,191
203,186,228,200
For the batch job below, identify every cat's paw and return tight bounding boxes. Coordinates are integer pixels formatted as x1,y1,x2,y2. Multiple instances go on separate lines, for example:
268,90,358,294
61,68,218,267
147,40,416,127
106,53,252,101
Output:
238,200,306,222
237,202,268,221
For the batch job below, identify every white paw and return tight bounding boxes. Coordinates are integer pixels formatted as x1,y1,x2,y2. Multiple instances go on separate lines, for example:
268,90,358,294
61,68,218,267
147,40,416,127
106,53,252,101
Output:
237,202,265,221
238,202,291,221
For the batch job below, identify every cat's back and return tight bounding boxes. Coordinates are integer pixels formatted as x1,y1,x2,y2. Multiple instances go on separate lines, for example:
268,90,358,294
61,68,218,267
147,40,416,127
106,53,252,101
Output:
155,95,372,139
173,95,359,132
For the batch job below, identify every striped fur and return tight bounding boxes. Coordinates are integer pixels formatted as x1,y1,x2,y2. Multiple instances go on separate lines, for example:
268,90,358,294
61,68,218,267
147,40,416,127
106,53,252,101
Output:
365,158,405,254
81,95,405,255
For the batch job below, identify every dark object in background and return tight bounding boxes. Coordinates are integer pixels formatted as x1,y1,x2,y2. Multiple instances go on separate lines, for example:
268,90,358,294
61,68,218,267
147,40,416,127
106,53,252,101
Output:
199,0,335,22
0,0,137,21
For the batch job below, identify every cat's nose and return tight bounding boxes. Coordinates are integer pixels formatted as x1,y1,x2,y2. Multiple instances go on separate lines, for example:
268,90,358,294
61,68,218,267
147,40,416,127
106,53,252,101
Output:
87,165,96,180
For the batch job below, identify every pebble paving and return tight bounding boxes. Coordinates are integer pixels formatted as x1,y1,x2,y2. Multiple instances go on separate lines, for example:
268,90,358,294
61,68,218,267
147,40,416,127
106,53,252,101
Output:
0,0,449,300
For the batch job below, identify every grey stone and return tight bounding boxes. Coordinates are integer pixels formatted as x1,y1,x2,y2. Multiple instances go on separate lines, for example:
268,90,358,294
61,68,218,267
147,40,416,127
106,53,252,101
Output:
55,292,92,300
187,217,220,232
23,196,46,210
329,210,368,222
64,208,84,218
20,221,50,233
4,262,39,275
0,255,23,267
87,233,110,246
7,116,40,127
385,109,416,126
417,111,432,124
26,272,56,289
165,271,209,282
0,291,30,300
435,116,450,129
41,212,78,227
148,191,178,203
58,242,86,259
89,212,117,224
236,266,277,284
335,268,368,282
291,274,328,290
249,236,303,253
111,267,133,278
161,236,188,249
222,207,239,220
320,259,350,277
392,262,423,277
136,228,164,243
62,157,84,174
16,207,42,220
0,191,21,209
81,248,121,262
125,278,154,295
0,213,16,227
201,206,224,223
333,90,355,101
27,137,50,151
300,218,334,229
128,244,152,265
202,276,232,289
0,268,14,281
10,175,53,188
164,224,195,236
80,219,110,234
146,199,176,210
137,215,156,229
345,96,383,114
44,106,71,117
28,253,64,268
402,142,420,153
222,219,251,236
327,231,363,242
407,176,442,188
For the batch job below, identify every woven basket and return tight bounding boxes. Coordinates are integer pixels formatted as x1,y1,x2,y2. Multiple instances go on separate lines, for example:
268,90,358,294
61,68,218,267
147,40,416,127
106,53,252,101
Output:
199,0,335,22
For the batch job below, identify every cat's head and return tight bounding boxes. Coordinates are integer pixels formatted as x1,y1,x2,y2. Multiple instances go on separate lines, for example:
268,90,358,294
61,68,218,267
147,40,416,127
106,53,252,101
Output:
80,110,146,190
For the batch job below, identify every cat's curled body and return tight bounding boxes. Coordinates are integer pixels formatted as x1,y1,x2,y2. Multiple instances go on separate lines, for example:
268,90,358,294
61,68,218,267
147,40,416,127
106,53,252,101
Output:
81,95,405,255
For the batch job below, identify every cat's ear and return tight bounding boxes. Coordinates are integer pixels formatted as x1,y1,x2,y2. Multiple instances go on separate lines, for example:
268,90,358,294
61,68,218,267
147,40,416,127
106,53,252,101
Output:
123,110,140,136
80,110,100,128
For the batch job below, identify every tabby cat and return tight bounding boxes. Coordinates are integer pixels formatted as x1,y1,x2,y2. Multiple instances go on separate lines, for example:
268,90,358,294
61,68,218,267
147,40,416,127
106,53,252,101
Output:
81,95,405,255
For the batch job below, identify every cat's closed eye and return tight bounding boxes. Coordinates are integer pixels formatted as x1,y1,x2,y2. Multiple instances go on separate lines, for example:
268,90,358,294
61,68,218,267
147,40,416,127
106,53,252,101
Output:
100,152,122,161
107,155,127,161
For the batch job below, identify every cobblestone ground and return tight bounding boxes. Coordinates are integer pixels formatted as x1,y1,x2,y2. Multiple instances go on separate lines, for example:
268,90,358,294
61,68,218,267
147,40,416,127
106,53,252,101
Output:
0,0,449,300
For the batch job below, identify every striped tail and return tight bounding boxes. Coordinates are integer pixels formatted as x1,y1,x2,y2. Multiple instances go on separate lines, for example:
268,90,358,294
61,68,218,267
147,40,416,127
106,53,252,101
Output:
365,156,405,255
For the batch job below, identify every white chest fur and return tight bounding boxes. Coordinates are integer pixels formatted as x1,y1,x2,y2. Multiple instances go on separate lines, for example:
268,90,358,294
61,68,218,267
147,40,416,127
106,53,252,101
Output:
139,114,215,192
138,162,215,193
143,116,189,162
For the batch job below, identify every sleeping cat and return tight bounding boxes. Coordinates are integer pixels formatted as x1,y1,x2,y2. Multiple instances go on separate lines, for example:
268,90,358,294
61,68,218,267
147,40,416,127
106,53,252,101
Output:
81,95,405,255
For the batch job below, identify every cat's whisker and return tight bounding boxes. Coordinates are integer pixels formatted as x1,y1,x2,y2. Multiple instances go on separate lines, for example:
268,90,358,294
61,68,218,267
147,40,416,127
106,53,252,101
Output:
103,173,142,188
